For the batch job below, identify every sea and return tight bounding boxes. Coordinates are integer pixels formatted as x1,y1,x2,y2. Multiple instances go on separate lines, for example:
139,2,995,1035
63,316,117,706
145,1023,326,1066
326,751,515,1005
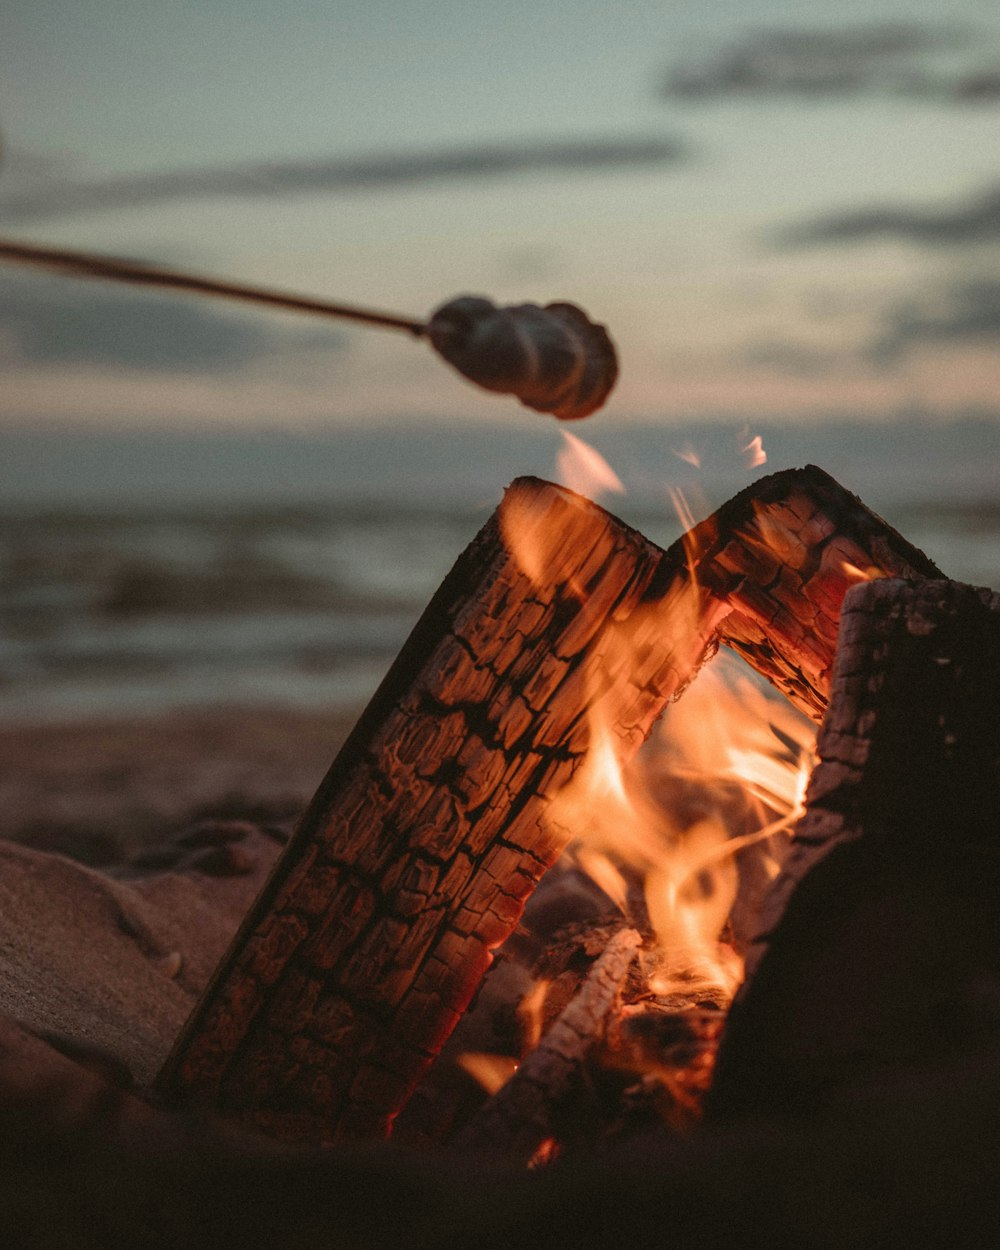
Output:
2,416,998,724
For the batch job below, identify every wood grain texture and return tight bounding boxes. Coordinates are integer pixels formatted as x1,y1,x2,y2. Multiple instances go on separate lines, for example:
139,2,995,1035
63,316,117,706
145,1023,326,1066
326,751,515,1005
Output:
709,578,1000,1121
683,466,942,720
158,479,701,1143
452,928,641,1160
160,467,940,1144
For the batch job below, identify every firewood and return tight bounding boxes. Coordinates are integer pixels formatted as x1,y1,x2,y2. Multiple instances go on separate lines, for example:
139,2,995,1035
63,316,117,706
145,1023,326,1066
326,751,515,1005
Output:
160,468,938,1145
451,928,641,1160
158,479,692,1144
708,578,1000,1121
686,465,941,720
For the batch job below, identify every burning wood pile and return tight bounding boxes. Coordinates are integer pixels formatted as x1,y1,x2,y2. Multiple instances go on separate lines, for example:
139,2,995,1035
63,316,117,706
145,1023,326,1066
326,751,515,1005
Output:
5,458,1000,1243
148,460,1000,1174
3,249,996,1241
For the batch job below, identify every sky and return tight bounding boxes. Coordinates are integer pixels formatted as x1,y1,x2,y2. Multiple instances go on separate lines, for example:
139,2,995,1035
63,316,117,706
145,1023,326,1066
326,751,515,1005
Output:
1,0,999,432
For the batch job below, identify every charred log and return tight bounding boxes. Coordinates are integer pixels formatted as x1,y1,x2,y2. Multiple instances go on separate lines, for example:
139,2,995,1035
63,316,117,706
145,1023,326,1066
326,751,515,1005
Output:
708,578,1000,1121
160,468,939,1145
683,466,941,719
158,479,699,1144
452,927,641,1161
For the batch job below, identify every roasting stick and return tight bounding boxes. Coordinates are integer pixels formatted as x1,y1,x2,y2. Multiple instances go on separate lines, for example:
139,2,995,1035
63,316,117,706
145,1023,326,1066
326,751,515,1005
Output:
0,237,618,420
0,238,426,333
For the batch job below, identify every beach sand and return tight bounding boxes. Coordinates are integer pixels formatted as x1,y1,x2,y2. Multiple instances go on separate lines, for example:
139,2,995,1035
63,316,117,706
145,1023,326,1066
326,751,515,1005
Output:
0,703,357,1081
0,703,359,861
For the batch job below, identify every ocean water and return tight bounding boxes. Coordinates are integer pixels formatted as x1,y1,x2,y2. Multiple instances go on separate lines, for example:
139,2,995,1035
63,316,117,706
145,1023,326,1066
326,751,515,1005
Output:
1,418,998,723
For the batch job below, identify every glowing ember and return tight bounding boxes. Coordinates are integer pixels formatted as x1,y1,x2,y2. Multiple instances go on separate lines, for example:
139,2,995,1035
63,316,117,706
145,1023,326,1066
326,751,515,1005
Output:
457,1052,519,1095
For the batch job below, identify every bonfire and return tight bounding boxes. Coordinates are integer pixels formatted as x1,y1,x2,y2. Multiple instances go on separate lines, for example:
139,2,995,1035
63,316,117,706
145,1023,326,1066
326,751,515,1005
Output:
1,246,998,1247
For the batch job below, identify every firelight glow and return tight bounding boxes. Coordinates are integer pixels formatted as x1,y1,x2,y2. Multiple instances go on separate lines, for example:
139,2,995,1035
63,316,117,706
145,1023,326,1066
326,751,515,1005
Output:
504,438,817,1016
556,430,625,500
742,435,768,470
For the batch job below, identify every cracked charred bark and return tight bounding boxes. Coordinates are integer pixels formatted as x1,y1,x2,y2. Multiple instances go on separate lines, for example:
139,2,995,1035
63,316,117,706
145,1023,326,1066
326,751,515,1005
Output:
708,578,1000,1121
690,467,942,720
158,479,705,1144
160,468,940,1144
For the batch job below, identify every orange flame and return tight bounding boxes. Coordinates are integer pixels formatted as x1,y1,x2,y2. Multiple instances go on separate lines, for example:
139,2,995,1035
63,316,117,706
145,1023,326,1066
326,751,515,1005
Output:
556,430,624,499
668,487,699,536
517,978,551,1055
457,1052,519,1095
741,434,767,469
504,443,815,1027
840,559,876,583
552,653,813,1000
671,441,702,469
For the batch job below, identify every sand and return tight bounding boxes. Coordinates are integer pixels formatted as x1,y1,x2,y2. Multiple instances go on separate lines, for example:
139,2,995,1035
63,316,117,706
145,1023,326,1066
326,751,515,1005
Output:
0,824,285,1085
0,703,358,858
0,702,357,1083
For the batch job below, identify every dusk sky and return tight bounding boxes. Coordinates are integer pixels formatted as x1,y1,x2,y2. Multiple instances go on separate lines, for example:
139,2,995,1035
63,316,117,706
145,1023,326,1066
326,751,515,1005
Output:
1,0,999,432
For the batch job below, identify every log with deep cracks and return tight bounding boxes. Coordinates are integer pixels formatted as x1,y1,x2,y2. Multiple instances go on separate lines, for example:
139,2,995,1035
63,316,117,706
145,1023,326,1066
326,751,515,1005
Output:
160,468,941,1145
708,578,1000,1122
158,479,703,1144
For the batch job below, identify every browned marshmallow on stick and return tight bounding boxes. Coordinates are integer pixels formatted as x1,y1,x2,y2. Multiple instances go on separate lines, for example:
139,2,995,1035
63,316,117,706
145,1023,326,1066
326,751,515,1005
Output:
0,240,619,419
427,296,618,420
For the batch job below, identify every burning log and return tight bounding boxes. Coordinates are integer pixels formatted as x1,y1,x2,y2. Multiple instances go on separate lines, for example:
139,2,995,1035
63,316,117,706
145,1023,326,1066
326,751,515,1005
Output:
158,478,693,1144
708,578,1000,1121
160,467,939,1145
688,466,941,720
452,928,641,1161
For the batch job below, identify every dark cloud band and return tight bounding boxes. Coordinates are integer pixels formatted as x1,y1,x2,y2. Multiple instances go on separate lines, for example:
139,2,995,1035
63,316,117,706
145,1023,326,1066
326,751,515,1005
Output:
0,136,685,224
773,185,1000,248
663,22,1000,104
872,280,1000,362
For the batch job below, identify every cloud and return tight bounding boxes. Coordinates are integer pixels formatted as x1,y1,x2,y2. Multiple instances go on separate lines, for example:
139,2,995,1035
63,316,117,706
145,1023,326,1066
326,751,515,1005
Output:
948,69,1000,102
740,340,845,377
737,280,1000,379
662,22,1000,104
0,274,345,372
0,136,685,224
870,279,1000,362
774,185,1000,248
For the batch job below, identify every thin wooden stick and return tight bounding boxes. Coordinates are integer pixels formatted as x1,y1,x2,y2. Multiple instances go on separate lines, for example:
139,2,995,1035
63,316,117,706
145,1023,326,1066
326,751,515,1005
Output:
0,238,426,335
451,928,642,1160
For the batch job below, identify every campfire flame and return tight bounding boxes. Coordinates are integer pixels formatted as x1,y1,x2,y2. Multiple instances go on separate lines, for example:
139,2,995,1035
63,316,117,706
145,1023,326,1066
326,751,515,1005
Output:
552,652,813,1000
556,430,624,499
482,433,818,1124
510,433,815,1004
457,1053,519,1095
741,433,767,469
671,441,702,469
